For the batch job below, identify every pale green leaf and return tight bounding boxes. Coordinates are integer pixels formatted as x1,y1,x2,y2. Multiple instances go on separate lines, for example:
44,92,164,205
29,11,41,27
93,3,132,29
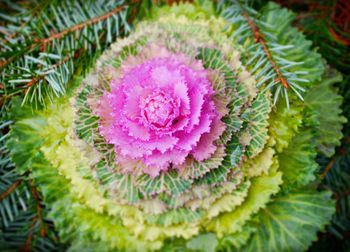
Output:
186,233,218,252
304,69,346,157
278,128,318,191
242,190,335,252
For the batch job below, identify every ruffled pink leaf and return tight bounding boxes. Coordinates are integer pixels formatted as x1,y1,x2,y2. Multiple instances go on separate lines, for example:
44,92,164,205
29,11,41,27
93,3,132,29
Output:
191,116,226,161
95,44,227,176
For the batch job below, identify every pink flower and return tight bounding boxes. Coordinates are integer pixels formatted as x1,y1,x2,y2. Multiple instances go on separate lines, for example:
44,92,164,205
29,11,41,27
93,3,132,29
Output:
95,45,226,177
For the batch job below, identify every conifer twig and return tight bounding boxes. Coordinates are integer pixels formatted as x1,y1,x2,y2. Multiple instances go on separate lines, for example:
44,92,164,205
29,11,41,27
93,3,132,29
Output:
16,181,48,251
335,188,350,201
0,1,51,44
0,5,127,69
0,179,23,201
321,136,350,179
320,157,336,179
24,52,76,93
0,43,39,69
37,5,126,47
242,12,289,88
22,217,37,252
1,2,141,106
29,180,47,237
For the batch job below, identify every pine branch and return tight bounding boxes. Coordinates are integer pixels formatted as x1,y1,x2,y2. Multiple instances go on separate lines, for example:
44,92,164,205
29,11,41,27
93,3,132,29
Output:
318,137,350,242
321,136,350,179
39,5,126,46
0,0,138,108
0,179,23,201
20,180,48,251
0,4,127,69
242,12,289,89
23,48,83,94
0,60,60,252
23,216,37,252
29,180,47,237
0,1,51,43
0,158,60,251
320,157,336,179
219,0,316,108
335,188,350,202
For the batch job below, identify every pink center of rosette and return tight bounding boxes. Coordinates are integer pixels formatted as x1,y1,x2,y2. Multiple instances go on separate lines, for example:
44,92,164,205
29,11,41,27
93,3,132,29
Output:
140,90,180,130
95,45,226,177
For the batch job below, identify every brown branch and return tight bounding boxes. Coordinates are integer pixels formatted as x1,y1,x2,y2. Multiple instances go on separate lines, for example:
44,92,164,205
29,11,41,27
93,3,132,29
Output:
1,4,126,69
320,157,336,179
321,136,350,179
1,1,51,45
0,177,47,250
29,180,47,237
12,33,99,96
26,77,43,89
335,187,350,213
21,3,134,94
0,179,23,201
345,136,350,144
0,43,39,69
2,2,141,99
24,50,77,94
335,188,350,201
0,60,6,68
21,217,37,252
242,12,289,88
39,5,125,47
166,0,193,4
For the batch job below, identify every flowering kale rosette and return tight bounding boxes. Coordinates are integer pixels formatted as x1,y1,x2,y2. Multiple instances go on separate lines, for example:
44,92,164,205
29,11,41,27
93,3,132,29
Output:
96,46,226,177
7,2,345,251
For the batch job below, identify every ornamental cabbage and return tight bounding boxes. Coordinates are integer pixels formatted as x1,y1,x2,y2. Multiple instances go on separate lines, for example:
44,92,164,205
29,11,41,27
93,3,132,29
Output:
6,1,345,251
95,45,226,177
